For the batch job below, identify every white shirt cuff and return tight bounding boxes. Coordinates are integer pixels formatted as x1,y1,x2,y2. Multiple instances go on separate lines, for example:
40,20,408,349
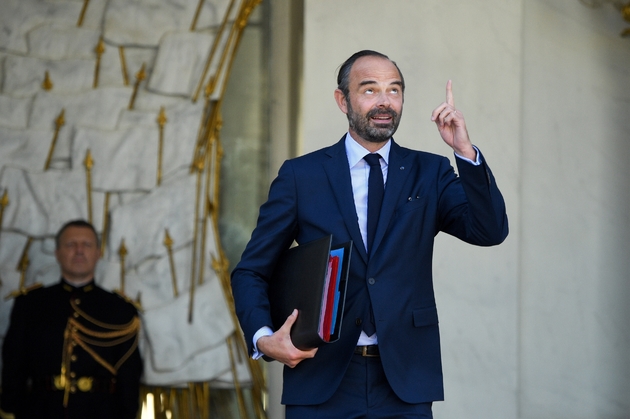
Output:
454,145,482,166
252,326,274,359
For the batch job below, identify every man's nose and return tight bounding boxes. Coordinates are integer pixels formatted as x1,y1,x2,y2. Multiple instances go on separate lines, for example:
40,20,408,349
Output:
375,91,391,108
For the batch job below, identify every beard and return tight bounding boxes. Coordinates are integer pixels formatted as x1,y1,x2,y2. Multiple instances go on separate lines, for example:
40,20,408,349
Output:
346,100,401,144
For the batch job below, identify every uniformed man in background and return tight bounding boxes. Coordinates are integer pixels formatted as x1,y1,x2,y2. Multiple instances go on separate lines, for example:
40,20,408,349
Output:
0,219,142,419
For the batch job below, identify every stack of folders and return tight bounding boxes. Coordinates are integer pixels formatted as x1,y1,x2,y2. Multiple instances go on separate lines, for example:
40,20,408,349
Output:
269,235,353,350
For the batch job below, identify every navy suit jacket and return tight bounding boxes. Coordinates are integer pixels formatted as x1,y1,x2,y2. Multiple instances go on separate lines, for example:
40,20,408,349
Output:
231,136,508,405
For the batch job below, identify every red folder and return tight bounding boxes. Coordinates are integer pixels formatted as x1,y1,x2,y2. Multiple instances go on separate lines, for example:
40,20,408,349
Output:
320,255,340,341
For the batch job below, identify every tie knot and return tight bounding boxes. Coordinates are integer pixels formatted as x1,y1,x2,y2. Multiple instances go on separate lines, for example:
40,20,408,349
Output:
364,153,381,167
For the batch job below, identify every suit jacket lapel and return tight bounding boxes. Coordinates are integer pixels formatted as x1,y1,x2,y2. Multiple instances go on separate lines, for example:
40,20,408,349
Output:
370,140,411,259
324,136,368,265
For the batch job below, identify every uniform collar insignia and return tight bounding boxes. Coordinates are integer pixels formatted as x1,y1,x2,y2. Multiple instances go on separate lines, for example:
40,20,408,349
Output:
61,278,95,293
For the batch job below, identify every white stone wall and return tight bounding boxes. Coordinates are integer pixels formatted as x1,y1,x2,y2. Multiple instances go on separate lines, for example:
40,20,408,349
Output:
298,1,630,418
0,0,261,391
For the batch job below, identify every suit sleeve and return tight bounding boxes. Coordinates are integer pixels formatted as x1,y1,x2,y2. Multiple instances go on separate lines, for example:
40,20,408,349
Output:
438,150,508,245
230,160,300,355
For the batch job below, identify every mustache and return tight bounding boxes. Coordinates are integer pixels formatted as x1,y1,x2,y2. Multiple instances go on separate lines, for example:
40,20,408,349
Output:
366,107,398,120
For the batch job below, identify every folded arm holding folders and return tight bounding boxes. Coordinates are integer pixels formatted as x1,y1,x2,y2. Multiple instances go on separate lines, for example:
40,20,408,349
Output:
268,235,353,351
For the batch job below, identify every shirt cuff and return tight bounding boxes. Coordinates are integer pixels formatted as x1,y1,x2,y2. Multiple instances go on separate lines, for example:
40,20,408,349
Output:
252,326,274,359
454,145,482,166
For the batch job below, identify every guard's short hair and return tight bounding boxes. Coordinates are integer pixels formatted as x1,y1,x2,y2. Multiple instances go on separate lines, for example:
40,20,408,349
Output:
55,219,100,249
336,50,405,100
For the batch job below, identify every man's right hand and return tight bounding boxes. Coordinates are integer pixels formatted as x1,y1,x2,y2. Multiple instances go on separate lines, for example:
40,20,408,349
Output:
257,309,318,368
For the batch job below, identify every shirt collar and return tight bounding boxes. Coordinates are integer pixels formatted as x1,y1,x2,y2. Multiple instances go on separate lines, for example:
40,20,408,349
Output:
344,132,391,168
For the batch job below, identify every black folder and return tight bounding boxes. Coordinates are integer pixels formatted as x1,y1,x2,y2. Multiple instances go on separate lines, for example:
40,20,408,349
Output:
268,235,352,350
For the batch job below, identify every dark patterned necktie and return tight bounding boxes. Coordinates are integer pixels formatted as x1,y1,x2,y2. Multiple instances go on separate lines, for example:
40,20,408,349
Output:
363,153,383,256
361,153,382,336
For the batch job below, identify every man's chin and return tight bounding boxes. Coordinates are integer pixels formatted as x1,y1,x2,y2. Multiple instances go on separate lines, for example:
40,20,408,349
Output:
365,128,395,143
64,269,96,281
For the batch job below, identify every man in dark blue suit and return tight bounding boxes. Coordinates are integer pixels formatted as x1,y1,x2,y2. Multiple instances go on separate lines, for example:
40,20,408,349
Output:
231,50,508,418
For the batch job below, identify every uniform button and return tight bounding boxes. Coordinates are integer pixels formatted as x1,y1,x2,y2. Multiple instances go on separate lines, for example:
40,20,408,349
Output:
355,318,362,327
71,355,77,362
74,298,81,305
70,386,76,393
73,312,79,318
368,277,376,285
70,372,76,378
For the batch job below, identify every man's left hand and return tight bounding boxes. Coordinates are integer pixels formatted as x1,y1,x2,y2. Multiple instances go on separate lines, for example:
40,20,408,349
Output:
431,80,476,160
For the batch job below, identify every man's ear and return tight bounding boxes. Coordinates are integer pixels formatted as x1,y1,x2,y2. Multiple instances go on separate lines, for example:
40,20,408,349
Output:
334,89,348,114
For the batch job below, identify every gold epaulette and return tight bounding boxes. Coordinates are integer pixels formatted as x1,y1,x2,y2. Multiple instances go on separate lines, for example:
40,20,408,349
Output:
113,289,143,312
3,283,43,301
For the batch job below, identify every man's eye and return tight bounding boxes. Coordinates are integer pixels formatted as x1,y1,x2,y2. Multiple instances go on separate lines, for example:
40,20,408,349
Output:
365,89,373,94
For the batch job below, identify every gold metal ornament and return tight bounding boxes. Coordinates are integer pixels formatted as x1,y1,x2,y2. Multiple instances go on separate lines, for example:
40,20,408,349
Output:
54,374,66,390
100,192,110,258
16,237,33,290
156,107,167,186
93,37,105,88
192,0,237,102
0,189,8,235
44,109,66,170
188,158,205,323
119,46,129,85
83,149,94,224
77,0,90,26
42,71,53,91
190,0,205,31
163,229,178,298
77,377,93,392
118,239,128,294
128,63,146,110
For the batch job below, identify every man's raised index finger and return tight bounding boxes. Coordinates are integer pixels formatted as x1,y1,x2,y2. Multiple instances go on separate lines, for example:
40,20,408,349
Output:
446,80,454,106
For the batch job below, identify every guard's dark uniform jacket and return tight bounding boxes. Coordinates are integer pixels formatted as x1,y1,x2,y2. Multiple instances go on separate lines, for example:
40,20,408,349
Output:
1,279,142,419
